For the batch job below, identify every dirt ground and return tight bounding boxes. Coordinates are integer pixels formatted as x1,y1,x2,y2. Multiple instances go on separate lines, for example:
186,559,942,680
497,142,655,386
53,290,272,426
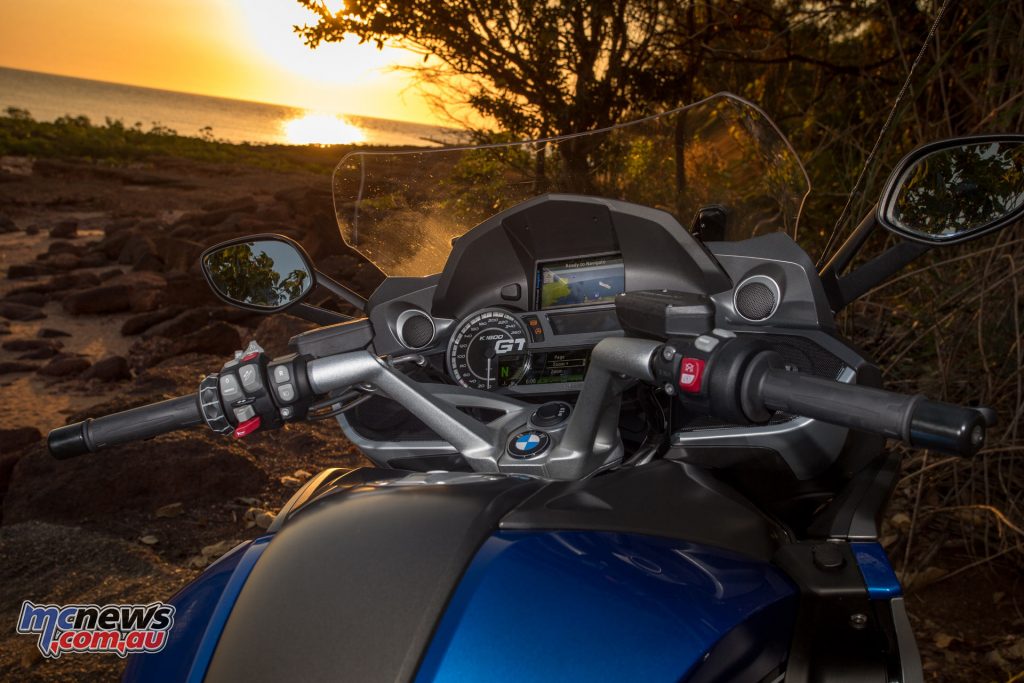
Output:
0,154,1021,682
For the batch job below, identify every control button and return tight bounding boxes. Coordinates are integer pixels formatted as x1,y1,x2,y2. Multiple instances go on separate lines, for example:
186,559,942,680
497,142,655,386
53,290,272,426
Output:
712,328,736,338
277,383,296,403
678,358,705,393
233,416,261,439
532,402,571,428
233,404,256,423
239,364,262,392
508,430,550,458
524,315,545,342
500,283,521,301
280,406,294,420
812,544,846,571
219,374,243,402
694,335,719,353
273,365,290,383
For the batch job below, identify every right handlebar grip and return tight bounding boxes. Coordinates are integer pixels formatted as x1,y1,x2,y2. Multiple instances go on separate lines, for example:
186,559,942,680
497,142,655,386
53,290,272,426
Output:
757,369,988,457
48,394,203,459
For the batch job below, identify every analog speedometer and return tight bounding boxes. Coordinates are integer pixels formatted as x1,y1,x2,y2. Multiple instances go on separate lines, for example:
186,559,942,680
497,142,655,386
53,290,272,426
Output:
447,309,530,390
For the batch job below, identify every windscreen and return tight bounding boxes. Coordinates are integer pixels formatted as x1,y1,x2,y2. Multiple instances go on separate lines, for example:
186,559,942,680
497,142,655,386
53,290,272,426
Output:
333,93,809,277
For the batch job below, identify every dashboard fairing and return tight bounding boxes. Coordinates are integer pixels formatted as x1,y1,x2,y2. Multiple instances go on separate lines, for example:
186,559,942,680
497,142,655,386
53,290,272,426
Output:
341,193,870,474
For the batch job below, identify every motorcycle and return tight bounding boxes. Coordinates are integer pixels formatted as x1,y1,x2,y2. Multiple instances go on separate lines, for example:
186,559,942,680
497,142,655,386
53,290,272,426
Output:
46,94,1024,682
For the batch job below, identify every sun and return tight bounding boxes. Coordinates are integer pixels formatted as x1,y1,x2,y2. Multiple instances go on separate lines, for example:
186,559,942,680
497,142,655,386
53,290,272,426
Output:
282,113,366,145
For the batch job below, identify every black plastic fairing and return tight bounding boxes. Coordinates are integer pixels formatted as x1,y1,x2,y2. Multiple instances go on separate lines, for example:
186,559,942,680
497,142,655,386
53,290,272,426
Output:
205,472,541,683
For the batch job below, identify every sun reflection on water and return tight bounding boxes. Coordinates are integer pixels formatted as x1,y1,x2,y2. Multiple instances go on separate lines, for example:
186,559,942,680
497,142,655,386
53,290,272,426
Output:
282,113,366,145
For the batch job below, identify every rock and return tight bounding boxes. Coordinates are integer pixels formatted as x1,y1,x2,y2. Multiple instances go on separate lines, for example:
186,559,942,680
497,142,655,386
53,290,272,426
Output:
253,314,317,357
99,267,124,281
154,502,184,518
107,270,167,290
24,224,39,236
18,346,62,360
235,496,260,506
201,539,238,561
0,302,46,321
0,213,17,233
81,355,131,382
118,234,158,267
144,308,214,339
121,306,186,336
48,240,81,255
133,252,165,272
37,327,71,338
49,252,81,270
0,320,9,335
77,253,108,269
49,219,78,238
293,469,312,481
62,283,132,314
1,291,47,307
139,535,159,545
37,355,91,377
280,475,302,488
254,511,276,530
7,263,54,279
0,427,42,453
169,321,241,357
3,338,63,352
49,271,101,291
0,361,40,375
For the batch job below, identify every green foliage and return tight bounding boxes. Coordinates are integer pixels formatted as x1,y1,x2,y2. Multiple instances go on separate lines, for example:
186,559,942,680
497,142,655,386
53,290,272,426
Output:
0,110,349,174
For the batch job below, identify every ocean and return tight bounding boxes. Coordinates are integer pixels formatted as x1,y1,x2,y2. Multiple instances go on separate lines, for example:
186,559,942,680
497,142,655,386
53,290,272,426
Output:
0,67,459,147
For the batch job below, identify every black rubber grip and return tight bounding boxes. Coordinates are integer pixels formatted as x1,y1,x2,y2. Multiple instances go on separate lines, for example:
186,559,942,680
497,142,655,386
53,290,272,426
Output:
48,394,203,459
757,369,987,457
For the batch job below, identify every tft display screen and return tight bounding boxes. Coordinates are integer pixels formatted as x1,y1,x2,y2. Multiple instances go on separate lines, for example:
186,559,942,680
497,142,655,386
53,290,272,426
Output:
537,254,624,309
519,349,591,385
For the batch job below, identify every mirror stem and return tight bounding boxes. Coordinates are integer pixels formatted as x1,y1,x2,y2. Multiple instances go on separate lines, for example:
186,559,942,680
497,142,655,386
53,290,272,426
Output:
830,240,931,312
819,206,878,278
315,270,368,312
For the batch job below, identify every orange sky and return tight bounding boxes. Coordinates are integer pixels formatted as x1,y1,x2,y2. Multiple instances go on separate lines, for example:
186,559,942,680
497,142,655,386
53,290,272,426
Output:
0,0,440,125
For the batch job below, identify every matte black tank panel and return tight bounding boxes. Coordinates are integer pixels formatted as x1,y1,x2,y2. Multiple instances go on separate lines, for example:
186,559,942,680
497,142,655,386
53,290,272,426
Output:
205,476,540,683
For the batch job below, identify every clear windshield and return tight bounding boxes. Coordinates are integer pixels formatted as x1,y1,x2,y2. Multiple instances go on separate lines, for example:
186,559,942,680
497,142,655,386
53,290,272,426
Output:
333,93,809,277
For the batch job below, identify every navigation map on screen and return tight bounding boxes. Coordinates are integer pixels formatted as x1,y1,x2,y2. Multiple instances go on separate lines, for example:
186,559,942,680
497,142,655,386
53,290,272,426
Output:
537,255,625,309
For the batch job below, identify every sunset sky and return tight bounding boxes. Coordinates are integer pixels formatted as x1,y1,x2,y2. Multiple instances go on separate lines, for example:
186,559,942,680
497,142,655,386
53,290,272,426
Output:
0,0,440,125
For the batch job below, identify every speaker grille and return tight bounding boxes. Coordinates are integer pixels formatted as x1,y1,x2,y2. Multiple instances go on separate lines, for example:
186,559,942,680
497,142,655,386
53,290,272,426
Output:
735,280,777,320
398,311,434,349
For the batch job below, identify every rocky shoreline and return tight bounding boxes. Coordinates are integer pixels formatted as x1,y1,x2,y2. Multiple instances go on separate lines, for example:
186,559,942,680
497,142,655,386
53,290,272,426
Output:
0,154,377,680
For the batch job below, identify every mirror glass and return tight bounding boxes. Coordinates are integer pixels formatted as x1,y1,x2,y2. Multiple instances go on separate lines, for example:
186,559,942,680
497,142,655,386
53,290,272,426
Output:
886,140,1024,240
203,239,313,309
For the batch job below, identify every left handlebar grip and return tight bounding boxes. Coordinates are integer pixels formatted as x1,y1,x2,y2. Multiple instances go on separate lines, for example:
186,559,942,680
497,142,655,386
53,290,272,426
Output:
48,394,203,459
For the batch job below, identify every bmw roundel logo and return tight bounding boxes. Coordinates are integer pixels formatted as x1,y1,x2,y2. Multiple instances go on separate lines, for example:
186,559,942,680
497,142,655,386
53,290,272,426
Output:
508,430,550,458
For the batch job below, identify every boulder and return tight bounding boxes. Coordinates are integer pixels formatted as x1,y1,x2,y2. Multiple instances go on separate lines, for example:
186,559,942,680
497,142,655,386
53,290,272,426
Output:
0,302,46,321
49,253,81,270
121,306,186,336
47,240,81,255
118,233,158,266
0,361,40,375
98,268,124,281
0,213,17,233
154,236,204,272
81,355,131,382
7,263,54,279
62,284,132,315
36,327,71,338
1,292,47,307
37,355,91,377
3,338,63,353
77,253,109,269
19,345,63,360
0,427,42,454
49,219,78,238
48,271,102,292
0,320,9,335
170,321,241,357
143,308,214,339
253,314,317,357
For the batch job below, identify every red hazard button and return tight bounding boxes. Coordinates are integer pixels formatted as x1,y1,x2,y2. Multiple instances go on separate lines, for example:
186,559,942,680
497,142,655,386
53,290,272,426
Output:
678,358,705,393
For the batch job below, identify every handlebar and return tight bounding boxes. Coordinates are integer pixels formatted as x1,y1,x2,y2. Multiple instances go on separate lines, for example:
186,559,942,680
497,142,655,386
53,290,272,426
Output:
754,368,987,457
48,394,203,459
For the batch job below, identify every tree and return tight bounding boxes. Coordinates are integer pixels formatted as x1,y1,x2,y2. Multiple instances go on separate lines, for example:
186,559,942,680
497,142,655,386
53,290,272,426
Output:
296,0,683,137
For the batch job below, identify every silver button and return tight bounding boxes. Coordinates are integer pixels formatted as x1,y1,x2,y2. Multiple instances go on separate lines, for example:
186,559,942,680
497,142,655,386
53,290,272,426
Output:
273,365,290,383
239,364,262,392
233,404,255,422
712,328,736,338
277,383,295,402
280,406,294,419
219,374,242,400
694,335,719,352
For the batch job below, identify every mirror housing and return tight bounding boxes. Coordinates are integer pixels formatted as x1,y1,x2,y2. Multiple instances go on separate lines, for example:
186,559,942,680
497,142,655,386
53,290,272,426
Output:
877,134,1024,245
201,234,315,312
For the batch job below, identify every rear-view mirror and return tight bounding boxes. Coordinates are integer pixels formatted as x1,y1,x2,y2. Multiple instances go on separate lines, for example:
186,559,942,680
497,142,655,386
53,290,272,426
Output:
201,235,314,312
877,135,1024,244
